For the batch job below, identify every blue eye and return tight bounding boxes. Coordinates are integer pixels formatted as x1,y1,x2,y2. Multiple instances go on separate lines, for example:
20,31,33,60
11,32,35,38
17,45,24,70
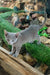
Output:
7,39,9,41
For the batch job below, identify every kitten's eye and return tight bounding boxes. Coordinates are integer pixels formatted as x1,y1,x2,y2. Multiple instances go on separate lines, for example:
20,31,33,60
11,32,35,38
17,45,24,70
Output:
7,39,10,41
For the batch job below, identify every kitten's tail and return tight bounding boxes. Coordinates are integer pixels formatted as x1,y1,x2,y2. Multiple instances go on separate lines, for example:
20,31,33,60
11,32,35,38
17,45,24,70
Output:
30,11,47,28
39,11,47,28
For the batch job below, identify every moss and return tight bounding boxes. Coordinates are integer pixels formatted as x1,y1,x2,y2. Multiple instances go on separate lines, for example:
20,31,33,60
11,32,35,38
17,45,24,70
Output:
0,7,13,12
22,42,50,66
0,11,13,19
0,9,25,19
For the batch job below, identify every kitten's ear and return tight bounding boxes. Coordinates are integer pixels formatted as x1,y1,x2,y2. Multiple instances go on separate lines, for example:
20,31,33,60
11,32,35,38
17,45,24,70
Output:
15,32,19,38
4,30,8,36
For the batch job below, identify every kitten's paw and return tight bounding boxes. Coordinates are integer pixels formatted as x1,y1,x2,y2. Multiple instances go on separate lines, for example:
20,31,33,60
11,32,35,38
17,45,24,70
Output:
15,54,19,57
37,41,41,45
12,54,19,57
14,51,19,57
29,41,33,44
12,54,16,57
9,52,13,55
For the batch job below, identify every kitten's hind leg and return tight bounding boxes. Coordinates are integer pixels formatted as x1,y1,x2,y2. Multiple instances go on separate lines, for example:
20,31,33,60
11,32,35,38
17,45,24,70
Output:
35,35,41,44
29,41,33,44
37,40,41,44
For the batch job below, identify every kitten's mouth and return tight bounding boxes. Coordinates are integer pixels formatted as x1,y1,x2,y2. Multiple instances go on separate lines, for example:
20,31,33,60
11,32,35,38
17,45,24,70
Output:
8,42,13,45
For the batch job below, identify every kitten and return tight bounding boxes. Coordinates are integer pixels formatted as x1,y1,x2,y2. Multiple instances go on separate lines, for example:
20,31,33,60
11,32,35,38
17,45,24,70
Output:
4,25,43,57
4,12,47,57
4,25,40,57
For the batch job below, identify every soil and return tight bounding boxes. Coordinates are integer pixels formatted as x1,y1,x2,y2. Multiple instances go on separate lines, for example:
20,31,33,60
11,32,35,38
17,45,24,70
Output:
0,66,10,75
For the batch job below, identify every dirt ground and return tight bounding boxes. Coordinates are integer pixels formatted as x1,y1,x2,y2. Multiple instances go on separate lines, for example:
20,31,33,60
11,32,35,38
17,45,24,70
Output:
0,66,10,75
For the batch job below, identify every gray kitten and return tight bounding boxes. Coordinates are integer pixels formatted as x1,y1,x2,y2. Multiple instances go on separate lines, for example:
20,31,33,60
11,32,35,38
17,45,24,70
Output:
4,13,47,57
4,26,42,57
4,25,41,57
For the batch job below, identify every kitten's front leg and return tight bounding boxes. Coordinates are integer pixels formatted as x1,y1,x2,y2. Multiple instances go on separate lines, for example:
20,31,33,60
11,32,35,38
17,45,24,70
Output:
13,34,23,57
9,51,13,55
9,47,13,55
12,51,20,57
13,47,21,57
13,51,19,57
9,46,16,55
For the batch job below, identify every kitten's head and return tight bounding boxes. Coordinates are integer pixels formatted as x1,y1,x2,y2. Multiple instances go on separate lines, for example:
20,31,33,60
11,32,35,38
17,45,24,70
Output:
4,30,19,45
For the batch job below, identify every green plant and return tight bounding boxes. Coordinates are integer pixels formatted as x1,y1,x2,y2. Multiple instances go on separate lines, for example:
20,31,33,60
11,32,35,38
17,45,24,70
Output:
22,42,50,66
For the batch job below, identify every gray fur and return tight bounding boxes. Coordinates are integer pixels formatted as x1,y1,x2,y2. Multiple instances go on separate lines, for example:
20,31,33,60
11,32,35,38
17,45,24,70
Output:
4,25,41,57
